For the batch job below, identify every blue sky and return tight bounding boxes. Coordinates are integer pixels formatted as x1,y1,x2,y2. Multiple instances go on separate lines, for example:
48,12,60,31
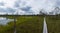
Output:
0,0,60,15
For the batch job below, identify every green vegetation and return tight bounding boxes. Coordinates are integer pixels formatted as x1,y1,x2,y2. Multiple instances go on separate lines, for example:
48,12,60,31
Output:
46,15,60,33
0,16,44,33
0,15,60,33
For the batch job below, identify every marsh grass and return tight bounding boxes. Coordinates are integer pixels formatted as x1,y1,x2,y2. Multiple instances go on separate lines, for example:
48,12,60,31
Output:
0,15,60,33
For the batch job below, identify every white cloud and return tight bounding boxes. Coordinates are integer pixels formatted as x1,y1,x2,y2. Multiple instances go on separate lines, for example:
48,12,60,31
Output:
0,0,60,15
28,0,56,12
15,0,57,14
0,0,16,8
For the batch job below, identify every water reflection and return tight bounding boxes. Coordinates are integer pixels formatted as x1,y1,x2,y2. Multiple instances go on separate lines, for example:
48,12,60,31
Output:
0,17,14,25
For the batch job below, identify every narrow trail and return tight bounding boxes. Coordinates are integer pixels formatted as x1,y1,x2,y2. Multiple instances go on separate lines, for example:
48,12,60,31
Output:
43,17,48,33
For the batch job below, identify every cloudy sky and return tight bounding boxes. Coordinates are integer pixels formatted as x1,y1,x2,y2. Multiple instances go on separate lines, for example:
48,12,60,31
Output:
0,0,60,15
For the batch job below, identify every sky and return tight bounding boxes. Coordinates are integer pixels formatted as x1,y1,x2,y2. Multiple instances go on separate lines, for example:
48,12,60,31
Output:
0,0,60,15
